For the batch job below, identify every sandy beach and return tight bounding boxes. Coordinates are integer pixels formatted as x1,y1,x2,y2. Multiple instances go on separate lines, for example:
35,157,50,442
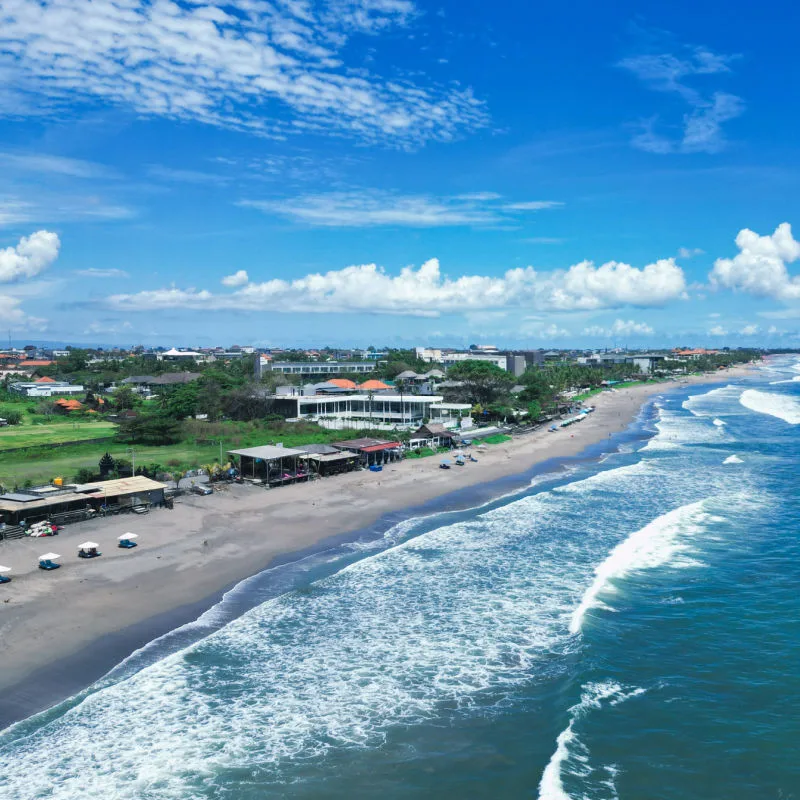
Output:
0,368,753,726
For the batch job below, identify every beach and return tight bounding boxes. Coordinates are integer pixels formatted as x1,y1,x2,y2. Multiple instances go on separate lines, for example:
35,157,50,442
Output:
0,369,752,727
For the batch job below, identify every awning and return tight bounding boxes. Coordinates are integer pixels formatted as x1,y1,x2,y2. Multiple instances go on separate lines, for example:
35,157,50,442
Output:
39,553,60,560
78,541,99,549
118,533,138,540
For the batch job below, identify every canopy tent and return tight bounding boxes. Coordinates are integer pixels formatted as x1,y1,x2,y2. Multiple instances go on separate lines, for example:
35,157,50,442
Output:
118,533,138,540
0,565,11,573
78,541,99,549
39,553,60,561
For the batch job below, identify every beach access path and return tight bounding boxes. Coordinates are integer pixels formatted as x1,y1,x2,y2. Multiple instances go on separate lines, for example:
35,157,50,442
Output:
0,367,753,721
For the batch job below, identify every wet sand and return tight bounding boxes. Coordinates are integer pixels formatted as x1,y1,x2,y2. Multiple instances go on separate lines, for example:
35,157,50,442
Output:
0,369,752,726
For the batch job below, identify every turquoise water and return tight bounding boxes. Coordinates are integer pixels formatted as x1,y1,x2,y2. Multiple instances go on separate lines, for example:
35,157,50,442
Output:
2,357,799,798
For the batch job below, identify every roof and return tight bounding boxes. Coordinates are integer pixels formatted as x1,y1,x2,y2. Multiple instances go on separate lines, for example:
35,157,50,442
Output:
73,475,168,495
121,375,158,384
299,452,359,463
35,376,56,383
394,370,419,379
412,423,456,438
358,380,390,390
333,438,401,452
152,372,202,385
20,360,55,367
163,348,201,356
0,491,90,513
55,399,83,410
328,378,357,389
228,445,305,460
296,443,341,455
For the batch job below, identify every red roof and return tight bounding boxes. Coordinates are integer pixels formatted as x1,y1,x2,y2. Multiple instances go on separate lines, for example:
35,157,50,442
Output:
35,376,56,383
22,360,55,367
359,442,401,453
328,378,357,389
358,380,390,390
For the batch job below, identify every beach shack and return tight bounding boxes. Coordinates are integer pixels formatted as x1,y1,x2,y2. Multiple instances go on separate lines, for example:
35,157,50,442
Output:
331,438,402,467
409,423,458,450
227,445,307,486
73,476,167,514
295,444,360,477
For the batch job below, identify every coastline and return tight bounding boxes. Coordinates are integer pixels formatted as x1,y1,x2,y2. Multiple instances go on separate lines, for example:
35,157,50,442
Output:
0,368,753,729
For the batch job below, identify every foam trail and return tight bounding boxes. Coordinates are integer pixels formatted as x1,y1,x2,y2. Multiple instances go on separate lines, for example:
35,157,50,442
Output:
740,389,800,425
769,376,800,385
723,455,743,465
538,682,646,800
713,418,726,427
570,500,709,634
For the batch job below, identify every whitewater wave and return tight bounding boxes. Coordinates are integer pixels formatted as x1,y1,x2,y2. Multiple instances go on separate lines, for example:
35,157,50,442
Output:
769,375,800,385
569,500,710,634
713,418,726,427
723,455,743,465
740,389,800,425
538,682,646,800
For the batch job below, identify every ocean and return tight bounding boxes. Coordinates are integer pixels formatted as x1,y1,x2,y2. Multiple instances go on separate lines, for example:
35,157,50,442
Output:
2,356,799,799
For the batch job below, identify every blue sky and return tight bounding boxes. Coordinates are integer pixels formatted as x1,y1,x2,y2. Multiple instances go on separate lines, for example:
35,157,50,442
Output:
1,0,799,348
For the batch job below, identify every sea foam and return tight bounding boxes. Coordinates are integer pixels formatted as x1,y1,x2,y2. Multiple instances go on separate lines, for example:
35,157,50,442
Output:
569,500,710,634
740,389,800,425
723,455,743,464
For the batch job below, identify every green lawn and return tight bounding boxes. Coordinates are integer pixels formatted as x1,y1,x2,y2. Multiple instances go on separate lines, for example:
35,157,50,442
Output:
482,434,513,444
0,419,117,451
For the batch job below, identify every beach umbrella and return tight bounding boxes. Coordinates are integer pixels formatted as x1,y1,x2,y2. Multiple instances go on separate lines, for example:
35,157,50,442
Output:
39,553,60,561
78,541,99,549
118,533,138,541
0,566,11,573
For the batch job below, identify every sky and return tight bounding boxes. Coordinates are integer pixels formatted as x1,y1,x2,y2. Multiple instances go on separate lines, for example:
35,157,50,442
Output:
1,0,800,349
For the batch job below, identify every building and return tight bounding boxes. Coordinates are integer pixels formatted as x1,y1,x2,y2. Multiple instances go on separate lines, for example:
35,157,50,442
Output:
269,392,471,429
441,352,508,370
332,438,402,467
415,347,443,363
9,379,85,398
628,354,667,374
158,348,209,363
267,361,376,378
408,423,459,449
0,476,167,526
227,445,307,485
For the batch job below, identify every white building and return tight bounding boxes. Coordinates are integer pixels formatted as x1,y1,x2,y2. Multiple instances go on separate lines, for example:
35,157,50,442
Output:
415,347,443,363
157,348,208,363
10,380,84,397
268,361,375,377
270,392,471,430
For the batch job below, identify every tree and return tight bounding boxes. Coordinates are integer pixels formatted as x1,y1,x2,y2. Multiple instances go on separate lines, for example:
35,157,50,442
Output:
117,412,182,445
222,386,274,421
99,452,115,478
0,408,22,425
112,384,137,411
446,361,514,405
195,378,223,420
159,382,199,420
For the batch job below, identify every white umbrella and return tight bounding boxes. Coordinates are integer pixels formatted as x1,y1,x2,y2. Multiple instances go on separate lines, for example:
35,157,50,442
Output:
0,565,11,574
118,533,138,540
39,553,60,561
78,542,99,549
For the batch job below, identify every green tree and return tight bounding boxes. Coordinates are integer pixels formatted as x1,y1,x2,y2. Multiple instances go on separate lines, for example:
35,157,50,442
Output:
112,384,137,410
117,412,182,445
99,452,115,477
446,361,514,405
159,382,199,420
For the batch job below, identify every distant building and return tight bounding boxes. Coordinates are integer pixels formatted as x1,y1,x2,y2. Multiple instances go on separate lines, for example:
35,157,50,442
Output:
415,347,443,363
267,361,375,378
10,379,84,398
157,348,208,363
441,352,508,370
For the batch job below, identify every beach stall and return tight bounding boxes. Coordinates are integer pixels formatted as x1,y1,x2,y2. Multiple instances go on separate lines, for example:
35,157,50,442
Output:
296,444,359,477
332,438,402,468
227,445,307,486
0,565,11,584
38,553,61,570
118,533,138,549
77,542,101,559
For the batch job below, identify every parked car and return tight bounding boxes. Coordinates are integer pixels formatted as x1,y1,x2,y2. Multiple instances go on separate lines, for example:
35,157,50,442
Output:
190,484,213,496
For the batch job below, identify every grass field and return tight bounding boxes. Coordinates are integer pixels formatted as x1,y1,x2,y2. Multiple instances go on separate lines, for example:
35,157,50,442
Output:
0,419,117,451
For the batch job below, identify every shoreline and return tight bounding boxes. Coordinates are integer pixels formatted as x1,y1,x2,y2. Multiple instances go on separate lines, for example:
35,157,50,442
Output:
0,368,754,730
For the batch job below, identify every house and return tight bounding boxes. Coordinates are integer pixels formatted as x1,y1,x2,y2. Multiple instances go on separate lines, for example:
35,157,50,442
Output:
357,379,390,392
628,354,666,374
54,398,83,413
295,444,360,476
332,438,402,467
267,361,375,377
157,348,209,363
409,423,458,449
9,380,85,398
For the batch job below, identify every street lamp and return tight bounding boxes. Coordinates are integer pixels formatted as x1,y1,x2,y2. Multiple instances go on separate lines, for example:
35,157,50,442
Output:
126,447,136,476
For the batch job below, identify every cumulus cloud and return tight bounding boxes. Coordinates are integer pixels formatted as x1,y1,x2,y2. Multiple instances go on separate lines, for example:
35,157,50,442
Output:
222,270,250,287
0,0,486,147
107,255,687,317
709,223,800,300
620,43,744,154
0,230,60,282
739,324,759,335
583,319,654,337
709,325,727,336
239,191,563,227
678,246,704,258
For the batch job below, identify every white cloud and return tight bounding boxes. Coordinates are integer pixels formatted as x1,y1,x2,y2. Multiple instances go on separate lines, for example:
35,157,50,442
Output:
240,190,564,227
74,268,130,279
84,320,133,335
709,325,727,336
0,0,486,147
0,229,59,329
538,323,570,339
107,254,687,317
678,246,704,258
222,270,250,287
583,318,654,337
709,222,800,300
503,201,564,211
620,44,744,154
768,325,780,335
0,230,60,282
739,324,759,335
0,151,116,179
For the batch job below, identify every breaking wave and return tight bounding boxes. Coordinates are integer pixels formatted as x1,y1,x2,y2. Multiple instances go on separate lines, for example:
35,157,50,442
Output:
740,389,800,425
723,455,743,465
538,682,646,800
